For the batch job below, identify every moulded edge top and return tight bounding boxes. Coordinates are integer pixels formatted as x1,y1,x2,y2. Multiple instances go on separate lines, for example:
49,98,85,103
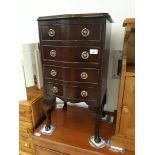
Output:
37,13,113,23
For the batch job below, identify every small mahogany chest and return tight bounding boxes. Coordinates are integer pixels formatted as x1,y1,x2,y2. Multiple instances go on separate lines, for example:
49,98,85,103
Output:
37,13,112,143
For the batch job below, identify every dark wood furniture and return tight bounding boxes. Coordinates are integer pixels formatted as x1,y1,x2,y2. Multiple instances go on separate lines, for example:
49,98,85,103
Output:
37,13,112,143
32,107,134,155
111,18,135,151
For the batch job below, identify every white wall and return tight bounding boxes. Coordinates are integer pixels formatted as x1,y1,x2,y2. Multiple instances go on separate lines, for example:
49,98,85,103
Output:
18,0,134,45
19,0,134,110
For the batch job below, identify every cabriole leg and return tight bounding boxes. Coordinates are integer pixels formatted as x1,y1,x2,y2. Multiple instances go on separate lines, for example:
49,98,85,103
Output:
41,94,56,131
63,101,67,110
94,107,101,143
102,90,107,117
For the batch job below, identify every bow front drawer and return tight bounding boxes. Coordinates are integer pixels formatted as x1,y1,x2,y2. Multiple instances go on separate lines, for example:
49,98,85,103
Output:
45,82,97,101
41,46,100,64
40,24,101,41
43,65,99,83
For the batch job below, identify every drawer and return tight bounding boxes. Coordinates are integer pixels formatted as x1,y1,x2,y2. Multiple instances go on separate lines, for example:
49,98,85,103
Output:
35,146,67,155
46,82,63,97
40,24,101,41
43,65,99,83
45,82,97,101
42,46,100,64
19,138,34,154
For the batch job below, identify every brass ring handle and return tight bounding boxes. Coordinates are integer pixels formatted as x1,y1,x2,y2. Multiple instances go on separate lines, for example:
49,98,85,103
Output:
48,29,55,37
81,90,88,97
50,69,57,76
81,51,89,59
81,28,90,37
52,86,58,93
80,72,88,79
50,50,56,57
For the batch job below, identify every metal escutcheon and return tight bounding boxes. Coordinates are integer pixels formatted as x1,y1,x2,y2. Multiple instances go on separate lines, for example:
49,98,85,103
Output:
81,51,89,59
81,90,88,97
81,28,90,37
50,69,57,76
48,29,55,37
50,50,56,57
52,86,58,93
81,72,88,79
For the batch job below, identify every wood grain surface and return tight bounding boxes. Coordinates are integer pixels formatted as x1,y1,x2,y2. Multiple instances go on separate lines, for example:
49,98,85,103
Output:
32,106,134,155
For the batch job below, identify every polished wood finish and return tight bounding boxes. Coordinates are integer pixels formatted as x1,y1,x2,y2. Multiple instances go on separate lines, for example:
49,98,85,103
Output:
111,19,135,151
19,86,44,155
42,45,100,64
40,24,102,41
43,65,99,83
37,13,113,22
38,13,112,143
32,106,134,155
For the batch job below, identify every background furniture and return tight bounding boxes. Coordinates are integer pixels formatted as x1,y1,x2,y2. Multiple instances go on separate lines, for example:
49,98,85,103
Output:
19,86,44,155
37,13,112,143
111,18,135,151
32,106,134,155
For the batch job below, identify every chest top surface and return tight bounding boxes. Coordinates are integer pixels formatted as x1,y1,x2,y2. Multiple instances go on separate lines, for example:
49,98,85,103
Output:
37,13,113,22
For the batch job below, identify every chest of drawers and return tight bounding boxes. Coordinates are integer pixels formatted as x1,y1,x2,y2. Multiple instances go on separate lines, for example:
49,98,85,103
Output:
37,13,112,143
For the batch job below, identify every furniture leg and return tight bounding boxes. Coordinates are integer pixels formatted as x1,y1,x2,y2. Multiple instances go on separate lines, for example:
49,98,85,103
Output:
94,108,101,143
41,95,56,131
91,106,102,143
63,101,67,110
102,90,107,117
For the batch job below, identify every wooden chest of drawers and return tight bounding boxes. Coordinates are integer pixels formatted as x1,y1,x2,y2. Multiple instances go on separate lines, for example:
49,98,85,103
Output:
111,19,135,151
37,13,112,143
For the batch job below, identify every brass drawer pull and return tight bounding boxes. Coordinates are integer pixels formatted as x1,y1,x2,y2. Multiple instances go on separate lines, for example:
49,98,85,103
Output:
48,29,55,37
81,51,89,59
81,90,88,97
50,50,56,57
50,69,57,76
52,86,58,93
81,28,90,37
80,72,88,79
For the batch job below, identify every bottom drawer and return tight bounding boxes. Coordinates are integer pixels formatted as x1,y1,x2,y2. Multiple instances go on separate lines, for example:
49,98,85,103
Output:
19,137,34,154
45,82,97,101
35,146,67,155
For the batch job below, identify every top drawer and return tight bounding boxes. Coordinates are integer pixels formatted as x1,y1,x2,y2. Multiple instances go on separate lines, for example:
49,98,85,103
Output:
39,24,102,41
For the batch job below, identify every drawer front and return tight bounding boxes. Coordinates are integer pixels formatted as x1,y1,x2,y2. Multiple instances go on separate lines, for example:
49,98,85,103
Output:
45,82,97,101
43,65,99,83
40,24,101,41
42,46,100,64
46,83,63,97
36,146,66,155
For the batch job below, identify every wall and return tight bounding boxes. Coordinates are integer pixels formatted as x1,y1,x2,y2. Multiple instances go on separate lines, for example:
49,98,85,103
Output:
19,0,134,111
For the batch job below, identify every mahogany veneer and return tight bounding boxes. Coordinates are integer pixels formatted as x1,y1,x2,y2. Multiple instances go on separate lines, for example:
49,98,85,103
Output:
37,13,112,142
